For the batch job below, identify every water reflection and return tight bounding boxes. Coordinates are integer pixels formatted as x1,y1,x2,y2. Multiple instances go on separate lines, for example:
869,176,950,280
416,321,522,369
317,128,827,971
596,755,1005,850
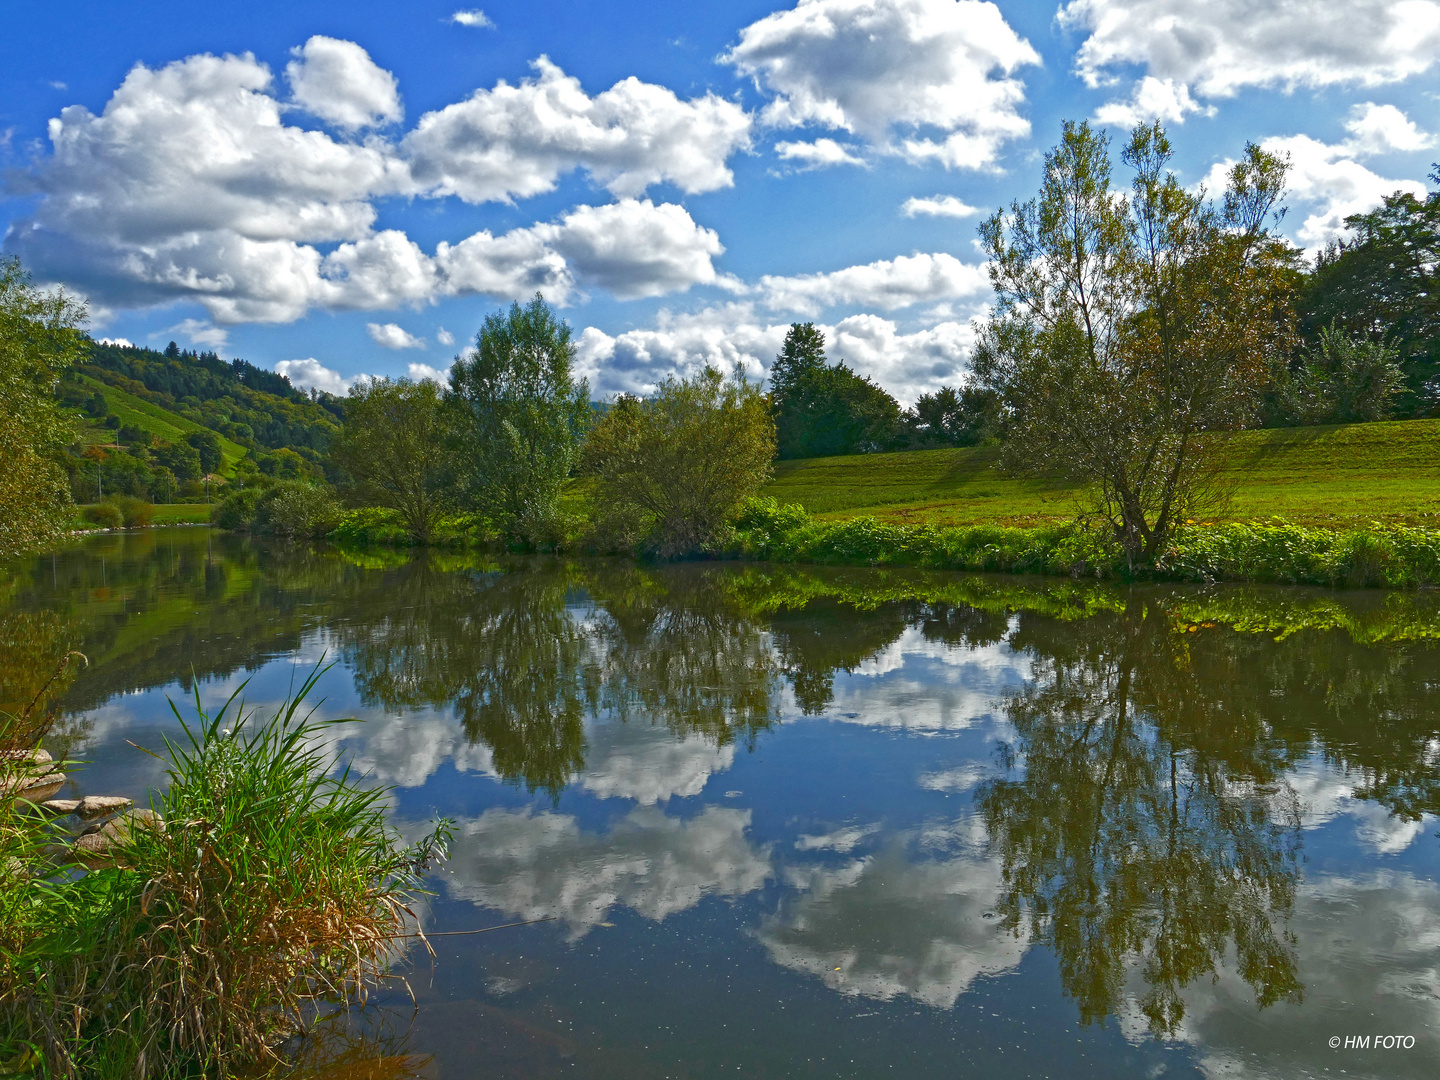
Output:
6,532,1440,1076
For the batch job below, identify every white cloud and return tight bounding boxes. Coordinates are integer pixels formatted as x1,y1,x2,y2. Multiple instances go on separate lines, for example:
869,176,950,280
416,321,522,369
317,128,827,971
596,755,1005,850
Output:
367,322,424,349
1092,76,1215,127
1199,112,1430,246
435,326,455,346
774,138,865,169
286,36,402,131
724,0,1039,169
757,252,989,315
97,336,133,347
406,362,450,384
404,57,751,203
900,195,978,219
273,357,356,395
449,9,495,28
1062,0,1440,113
167,317,228,348
576,301,980,403
579,723,735,805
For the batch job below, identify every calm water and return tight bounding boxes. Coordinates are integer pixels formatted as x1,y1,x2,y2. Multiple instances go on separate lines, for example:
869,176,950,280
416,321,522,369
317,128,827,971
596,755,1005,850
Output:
6,530,1440,1079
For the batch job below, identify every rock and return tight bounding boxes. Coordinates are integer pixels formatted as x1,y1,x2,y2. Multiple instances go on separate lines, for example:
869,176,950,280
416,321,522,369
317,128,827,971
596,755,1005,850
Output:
76,795,133,820
1,749,65,802
72,809,164,866
0,748,51,763
40,798,80,816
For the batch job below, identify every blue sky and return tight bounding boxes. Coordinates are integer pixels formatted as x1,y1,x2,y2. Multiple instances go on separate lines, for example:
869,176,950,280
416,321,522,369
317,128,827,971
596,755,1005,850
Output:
2,0,1437,402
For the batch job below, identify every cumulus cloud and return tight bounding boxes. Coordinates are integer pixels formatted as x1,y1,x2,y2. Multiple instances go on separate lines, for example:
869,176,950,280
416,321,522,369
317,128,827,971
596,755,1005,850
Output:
1199,109,1430,246
168,317,228,348
286,36,402,130
579,723,736,805
450,9,494,28
774,138,866,169
576,301,980,403
757,252,989,315
435,326,455,346
406,362,450,384
404,57,751,203
725,0,1039,169
5,47,746,324
273,357,356,395
97,336,133,347
1061,0,1440,115
1092,76,1215,127
900,195,978,219
367,321,425,349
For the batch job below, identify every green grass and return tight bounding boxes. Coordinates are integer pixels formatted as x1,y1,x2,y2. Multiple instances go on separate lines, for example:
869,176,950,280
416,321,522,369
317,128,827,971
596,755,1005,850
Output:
76,374,248,475
764,419,1440,528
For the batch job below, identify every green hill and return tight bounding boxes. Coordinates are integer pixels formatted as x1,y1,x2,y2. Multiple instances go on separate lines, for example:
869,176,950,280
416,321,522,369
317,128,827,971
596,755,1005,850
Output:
72,374,248,474
764,419,1440,528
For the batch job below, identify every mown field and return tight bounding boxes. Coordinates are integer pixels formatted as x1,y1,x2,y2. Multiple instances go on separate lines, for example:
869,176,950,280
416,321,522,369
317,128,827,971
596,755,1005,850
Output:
763,419,1440,527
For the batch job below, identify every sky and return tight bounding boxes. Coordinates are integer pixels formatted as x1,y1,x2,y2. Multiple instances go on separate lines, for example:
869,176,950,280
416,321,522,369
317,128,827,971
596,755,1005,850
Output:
1,0,1437,404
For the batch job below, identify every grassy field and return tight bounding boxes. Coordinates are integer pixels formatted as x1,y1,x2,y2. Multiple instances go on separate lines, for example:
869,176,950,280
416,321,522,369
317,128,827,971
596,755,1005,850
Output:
763,419,1440,528
76,374,248,475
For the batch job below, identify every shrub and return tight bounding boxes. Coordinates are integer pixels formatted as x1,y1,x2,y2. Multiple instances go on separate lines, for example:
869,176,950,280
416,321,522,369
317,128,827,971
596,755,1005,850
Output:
0,670,452,1078
329,507,411,547
80,503,122,529
104,495,153,529
252,482,342,539
211,486,263,531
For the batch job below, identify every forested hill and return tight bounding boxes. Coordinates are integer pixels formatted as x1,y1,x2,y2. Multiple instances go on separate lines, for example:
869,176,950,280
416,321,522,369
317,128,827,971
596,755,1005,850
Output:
74,340,343,453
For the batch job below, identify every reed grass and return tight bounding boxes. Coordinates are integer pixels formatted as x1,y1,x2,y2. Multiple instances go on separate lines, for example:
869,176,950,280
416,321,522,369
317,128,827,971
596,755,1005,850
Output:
0,666,451,1079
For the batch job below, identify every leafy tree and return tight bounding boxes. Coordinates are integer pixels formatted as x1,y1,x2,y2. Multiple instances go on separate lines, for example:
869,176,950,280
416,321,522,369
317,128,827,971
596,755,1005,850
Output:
0,258,87,560
769,323,902,458
330,377,456,544
904,384,1001,447
152,439,202,481
448,295,590,542
1297,180,1440,413
186,430,223,475
582,367,775,557
976,121,1294,568
1277,325,1406,424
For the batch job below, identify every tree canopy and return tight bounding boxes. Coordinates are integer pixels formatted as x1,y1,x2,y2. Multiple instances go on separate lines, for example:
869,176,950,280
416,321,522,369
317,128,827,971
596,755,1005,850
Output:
769,323,901,459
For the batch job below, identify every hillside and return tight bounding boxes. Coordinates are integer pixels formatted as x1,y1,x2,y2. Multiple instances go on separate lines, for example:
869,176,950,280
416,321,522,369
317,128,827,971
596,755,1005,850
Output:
71,373,248,473
764,419,1440,528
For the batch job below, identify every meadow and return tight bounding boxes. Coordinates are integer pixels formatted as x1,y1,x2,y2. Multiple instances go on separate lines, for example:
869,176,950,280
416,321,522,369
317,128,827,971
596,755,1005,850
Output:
764,419,1440,528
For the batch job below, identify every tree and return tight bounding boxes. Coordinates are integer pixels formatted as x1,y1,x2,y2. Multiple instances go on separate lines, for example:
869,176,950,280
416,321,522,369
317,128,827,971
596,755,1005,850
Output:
449,296,590,542
186,430,223,475
905,384,1001,447
1278,325,1406,424
0,258,87,561
330,377,456,544
1297,181,1440,413
582,367,776,557
976,121,1294,568
769,323,902,458
152,439,202,481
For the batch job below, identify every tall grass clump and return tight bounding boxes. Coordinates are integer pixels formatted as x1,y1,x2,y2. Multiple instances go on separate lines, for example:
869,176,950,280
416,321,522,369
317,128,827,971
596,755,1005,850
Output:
0,667,450,1079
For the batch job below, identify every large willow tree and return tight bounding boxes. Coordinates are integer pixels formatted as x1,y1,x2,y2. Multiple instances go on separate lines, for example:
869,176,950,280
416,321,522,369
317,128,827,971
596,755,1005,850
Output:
0,258,87,562
976,122,1295,568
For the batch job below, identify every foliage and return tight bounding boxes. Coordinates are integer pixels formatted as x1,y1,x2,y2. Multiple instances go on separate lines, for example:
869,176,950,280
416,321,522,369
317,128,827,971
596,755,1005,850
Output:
103,495,154,529
583,367,776,557
251,482,342,540
902,384,1001,447
1276,323,1406,424
80,503,123,529
211,486,264,531
1297,180,1440,413
185,430,223,476
448,296,590,544
329,507,413,547
0,671,450,1078
331,378,457,544
976,121,1295,567
769,323,902,458
0,258,88,561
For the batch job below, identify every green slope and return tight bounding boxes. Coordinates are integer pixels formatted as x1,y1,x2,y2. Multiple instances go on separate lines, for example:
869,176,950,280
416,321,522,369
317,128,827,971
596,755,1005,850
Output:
77,374,247,474
764,419,1440,527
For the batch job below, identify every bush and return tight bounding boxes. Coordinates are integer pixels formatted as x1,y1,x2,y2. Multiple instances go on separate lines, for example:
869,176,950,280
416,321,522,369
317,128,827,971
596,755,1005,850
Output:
211,486,263,531
104,494,153,528
80,503,122,529
0,670,451,1078
329,507,411,546
251,481,342,539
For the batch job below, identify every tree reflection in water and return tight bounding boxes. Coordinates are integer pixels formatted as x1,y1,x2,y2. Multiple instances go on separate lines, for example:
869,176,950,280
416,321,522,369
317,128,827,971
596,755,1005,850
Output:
979,602,1304,1036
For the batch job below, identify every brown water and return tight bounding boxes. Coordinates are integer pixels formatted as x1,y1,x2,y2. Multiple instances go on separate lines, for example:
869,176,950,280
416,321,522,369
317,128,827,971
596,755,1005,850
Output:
6,529,1440,1078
